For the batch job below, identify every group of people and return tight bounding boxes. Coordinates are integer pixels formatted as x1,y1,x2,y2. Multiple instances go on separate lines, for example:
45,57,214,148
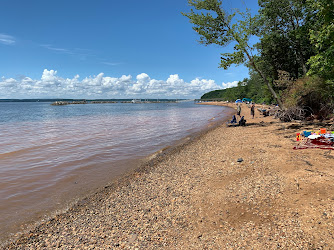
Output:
237,103,255,119
228,102,255,127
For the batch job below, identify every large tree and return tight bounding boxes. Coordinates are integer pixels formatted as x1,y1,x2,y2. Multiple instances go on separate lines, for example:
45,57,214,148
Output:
183,0,285,108
257,0,315,77
307,0,334,84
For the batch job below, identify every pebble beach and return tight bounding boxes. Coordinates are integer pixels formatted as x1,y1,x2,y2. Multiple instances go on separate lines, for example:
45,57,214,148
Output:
4,102,334,249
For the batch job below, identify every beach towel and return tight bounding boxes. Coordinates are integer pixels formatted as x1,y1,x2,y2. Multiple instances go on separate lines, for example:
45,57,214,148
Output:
293,136,334,150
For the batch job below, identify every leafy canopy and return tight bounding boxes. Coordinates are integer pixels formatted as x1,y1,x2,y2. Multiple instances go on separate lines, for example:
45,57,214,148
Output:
183,0,285,108
307,0,334,82
182,0,257,69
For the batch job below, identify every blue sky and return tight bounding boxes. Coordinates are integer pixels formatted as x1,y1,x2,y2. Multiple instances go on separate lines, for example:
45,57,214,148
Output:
0,0,260,99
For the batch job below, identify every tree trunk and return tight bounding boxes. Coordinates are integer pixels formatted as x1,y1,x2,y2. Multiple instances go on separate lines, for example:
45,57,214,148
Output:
244,50,285,109
216,5,285,109
297,45,307,76
259,70,285,109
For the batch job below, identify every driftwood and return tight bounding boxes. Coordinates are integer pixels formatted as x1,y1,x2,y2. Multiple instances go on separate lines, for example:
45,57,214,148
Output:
275,107,306,122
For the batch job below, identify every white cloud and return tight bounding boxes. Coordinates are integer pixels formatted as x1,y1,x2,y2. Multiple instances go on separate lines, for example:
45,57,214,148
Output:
221,81,238,89
0,69,226,99
136,73,150,83
41,69,58,82
0,77,16,87
0,34,15,45
41,44,73,54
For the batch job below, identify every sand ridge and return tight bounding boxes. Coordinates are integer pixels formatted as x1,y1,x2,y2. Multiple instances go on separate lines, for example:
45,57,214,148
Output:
5,102,334,249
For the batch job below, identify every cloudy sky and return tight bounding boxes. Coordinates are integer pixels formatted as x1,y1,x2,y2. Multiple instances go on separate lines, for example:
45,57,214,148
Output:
0,0,259,99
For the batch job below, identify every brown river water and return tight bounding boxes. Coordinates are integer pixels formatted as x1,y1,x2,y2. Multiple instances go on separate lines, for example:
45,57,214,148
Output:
0,101,232,243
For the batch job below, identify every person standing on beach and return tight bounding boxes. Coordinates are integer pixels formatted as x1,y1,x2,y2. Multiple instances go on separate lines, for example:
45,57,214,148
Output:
237,104,241,117
251,103,255,119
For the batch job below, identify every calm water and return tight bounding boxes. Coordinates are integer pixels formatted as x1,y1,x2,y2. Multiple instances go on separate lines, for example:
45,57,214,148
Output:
0,101,231,242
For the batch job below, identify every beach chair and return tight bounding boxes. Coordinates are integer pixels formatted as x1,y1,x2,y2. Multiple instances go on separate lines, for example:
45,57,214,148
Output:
257,108,269,117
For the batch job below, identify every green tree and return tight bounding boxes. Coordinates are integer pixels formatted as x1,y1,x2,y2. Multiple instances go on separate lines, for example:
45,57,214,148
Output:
256,0,333,118
307,0,334,84
257,0,315,77
201,71,274,104
182,0,284,108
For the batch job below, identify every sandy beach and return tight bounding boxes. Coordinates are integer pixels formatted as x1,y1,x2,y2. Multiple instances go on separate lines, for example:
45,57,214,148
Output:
4,102,334,249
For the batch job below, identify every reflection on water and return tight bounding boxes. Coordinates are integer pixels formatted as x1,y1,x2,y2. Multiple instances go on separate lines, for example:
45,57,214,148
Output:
0,101,230,242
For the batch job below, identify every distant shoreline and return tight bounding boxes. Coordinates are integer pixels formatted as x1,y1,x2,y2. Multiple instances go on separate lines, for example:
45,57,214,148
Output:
0,98,188,103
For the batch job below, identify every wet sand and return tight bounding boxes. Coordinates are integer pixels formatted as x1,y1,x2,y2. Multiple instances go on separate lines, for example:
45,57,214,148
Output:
4,102,334,249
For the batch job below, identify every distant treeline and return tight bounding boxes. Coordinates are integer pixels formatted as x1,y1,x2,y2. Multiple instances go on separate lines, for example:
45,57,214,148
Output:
201,72,273,104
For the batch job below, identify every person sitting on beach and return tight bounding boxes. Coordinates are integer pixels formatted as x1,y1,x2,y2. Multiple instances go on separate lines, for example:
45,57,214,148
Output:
239,116,246,126
230,115,237,124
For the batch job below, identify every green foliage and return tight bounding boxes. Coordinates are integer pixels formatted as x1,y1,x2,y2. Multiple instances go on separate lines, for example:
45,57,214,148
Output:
282,76,334,119
183,0,284,108
183,0,232,46
182,0,256,69
201,72,274,104
185,0,333,115
255,0,333,118
307,0,334,83
256,0,316,78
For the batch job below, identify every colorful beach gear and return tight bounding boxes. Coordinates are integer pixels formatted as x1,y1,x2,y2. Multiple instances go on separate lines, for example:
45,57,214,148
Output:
294,128,334,150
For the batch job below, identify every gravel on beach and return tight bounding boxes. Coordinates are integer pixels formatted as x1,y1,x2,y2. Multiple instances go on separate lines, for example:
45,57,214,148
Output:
5,102,334,249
